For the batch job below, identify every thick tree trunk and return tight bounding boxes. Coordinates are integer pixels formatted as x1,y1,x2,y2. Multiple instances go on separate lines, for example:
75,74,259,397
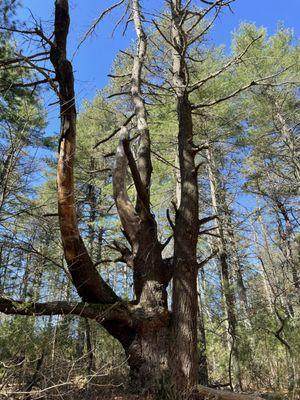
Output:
171,3,199,390
125,323,170,393
0,294,268,400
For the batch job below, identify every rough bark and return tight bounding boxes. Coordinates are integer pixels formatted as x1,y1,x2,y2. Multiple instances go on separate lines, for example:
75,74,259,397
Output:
0,295,171,392
170,0,199,390
125,306,170,392
2,15,171,377
0,293,268,400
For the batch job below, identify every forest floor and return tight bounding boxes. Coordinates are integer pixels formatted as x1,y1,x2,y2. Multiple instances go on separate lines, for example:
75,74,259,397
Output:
100,395,153,400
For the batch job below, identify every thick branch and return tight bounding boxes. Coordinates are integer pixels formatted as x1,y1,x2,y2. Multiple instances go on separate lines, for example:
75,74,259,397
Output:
131,0,152,213
0,297,130,322
48,0,118,304
198,250,218,268
122,137,150,210
0,298,95,318
199,214,218,226
113,126,140,245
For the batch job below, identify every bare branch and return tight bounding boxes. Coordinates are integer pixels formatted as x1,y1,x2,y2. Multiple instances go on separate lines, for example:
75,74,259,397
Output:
199,214,218,226
94,113,135,148
197,249,218,268
73,0,125,57
189,35,262,94
0,78,49,91
192,67,295,109
15,51,60,97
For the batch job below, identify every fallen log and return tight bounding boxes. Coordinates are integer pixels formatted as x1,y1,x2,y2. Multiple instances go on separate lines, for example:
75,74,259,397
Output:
193,385,264,400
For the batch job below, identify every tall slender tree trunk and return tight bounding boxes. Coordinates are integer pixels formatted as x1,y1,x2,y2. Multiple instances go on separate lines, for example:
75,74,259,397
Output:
251,219,274,312
197,274,209,385
85,318,94,375
275,200,300,291
206,145,242,390
223,206,250,326
258,209,295,317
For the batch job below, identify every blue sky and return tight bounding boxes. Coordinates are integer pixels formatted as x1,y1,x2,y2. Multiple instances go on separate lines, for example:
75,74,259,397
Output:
18,0,299,109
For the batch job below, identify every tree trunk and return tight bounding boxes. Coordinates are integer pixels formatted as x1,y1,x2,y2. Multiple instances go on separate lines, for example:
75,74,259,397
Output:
197,274,209,386
275,200,300,291
206,145,242,391
50,0,118,304
85,318,94,375
171,0,199,390
223,205,250,326
125,323,170,393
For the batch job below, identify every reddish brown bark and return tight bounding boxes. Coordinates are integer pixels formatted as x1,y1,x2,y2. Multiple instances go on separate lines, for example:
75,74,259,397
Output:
49,0,118,304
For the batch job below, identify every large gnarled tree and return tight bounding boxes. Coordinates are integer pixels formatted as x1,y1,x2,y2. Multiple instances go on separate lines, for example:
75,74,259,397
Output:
0,0,278,397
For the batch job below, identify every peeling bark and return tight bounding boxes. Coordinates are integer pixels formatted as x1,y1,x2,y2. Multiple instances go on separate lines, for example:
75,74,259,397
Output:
49,0,118,304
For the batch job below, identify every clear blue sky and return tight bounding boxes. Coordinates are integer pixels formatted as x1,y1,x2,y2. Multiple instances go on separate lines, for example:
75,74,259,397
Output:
18,0,299,108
